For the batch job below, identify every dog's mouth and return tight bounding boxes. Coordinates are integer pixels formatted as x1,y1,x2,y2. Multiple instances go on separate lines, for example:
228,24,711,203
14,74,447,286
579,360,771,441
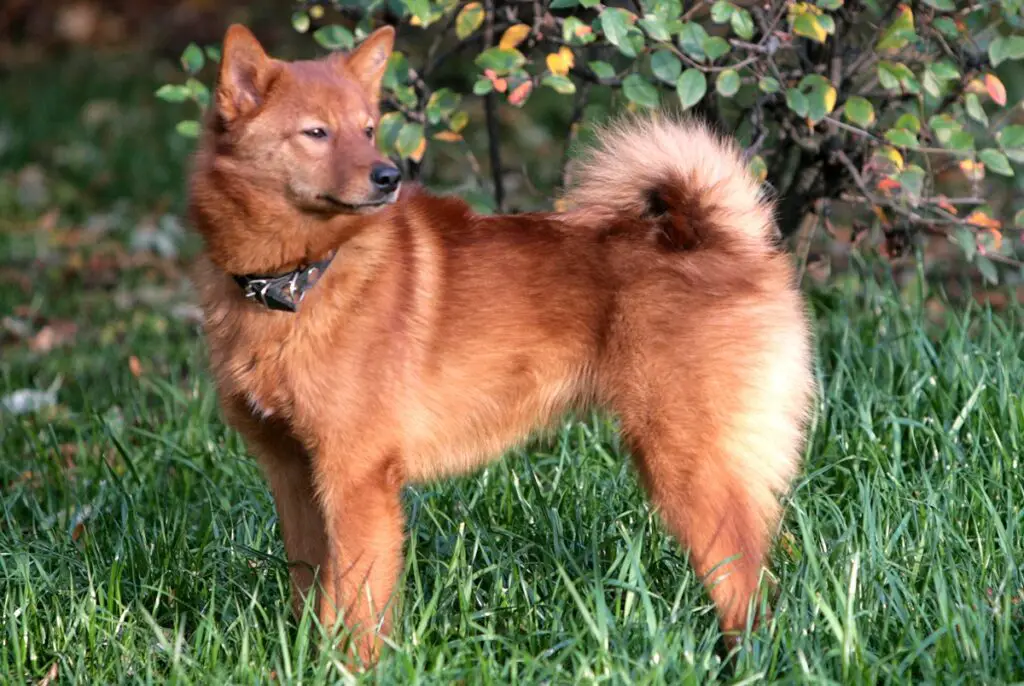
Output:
317,190,399,213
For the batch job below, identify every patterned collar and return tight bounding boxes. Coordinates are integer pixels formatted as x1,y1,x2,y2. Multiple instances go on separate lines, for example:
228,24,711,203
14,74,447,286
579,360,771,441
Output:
231,253,334,313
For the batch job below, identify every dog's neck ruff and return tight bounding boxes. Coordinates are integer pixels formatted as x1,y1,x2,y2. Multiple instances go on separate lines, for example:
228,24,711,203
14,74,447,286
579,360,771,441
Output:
232,253,334,313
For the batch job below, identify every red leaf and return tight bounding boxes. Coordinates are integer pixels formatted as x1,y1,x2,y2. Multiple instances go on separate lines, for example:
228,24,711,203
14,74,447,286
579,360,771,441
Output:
985,74,1007,106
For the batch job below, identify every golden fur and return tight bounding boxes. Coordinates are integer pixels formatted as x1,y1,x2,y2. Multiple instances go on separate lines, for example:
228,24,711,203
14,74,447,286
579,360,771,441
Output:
187,24,815,668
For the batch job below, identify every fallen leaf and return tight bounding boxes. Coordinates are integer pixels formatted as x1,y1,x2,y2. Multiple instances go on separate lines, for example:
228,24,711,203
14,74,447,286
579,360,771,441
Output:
1,378,61,415
36,661,58,686
29,321,78,353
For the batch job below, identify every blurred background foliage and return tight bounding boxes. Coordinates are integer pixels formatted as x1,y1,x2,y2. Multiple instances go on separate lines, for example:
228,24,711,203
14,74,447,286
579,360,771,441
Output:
1,0,1023,302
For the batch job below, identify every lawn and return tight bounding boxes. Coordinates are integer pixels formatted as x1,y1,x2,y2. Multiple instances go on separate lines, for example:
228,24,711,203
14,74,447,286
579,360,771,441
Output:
2,50,1023,684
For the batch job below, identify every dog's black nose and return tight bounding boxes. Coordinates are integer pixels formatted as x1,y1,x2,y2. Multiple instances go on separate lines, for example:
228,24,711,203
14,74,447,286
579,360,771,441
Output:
370,163,402,194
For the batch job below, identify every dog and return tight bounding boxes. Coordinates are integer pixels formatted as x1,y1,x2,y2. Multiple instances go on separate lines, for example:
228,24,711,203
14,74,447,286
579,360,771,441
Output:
187,23,815,668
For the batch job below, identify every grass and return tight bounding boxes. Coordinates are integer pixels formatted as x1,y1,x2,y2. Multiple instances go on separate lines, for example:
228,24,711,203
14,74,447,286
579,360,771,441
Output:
2,50,1023,684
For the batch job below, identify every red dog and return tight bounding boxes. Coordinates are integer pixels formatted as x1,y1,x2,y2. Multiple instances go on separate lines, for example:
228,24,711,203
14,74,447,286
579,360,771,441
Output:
187,23,815,667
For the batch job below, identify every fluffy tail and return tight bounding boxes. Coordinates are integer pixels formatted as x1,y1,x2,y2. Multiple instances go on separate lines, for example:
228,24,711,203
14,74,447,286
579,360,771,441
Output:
562,115,777,251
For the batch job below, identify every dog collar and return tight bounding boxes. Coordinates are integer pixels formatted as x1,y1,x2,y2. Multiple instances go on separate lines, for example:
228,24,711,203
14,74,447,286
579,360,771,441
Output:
232,253,334,313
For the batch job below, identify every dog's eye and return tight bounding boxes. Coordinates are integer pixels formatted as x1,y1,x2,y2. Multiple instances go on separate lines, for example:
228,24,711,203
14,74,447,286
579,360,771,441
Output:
303,127,328,140
364,126,374,140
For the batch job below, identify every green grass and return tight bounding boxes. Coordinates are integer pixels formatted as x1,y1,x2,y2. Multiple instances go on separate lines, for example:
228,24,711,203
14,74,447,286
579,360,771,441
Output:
2,52,1023,684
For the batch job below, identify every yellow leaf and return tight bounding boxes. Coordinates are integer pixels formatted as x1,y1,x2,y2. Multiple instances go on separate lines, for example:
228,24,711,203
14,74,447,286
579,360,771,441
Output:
410,14,422,27
959,159,985,181
433,131,463,142
882,145,904,171
309,5,324,19
499,24,531,50
546,47,574,76
966,210,1001,230
823,85,837,114
410,137,427,163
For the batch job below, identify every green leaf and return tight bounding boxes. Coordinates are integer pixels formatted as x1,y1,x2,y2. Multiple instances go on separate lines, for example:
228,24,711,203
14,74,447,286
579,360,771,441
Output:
185,77,209,109
676,69,707,109
314,25,354,50
816,0,843,9
878,61,919,93
600,8,636,57
703,36,731,61
897,165,925,205
979,148,1014,176
475,48,526,74
155,84,190,103
876,5,916,51
710,1,735,23
989,35,1024,67
731,8,754,39
934,17,959,39
395,122,425,159
456,2,485,39
204,46,221,63
180,43,205,74
998,125,1024,149
895,113,921,133
639,15,671,41
921,0,955,9
792,12,828,43
748,154,768,183
758,76,780,93
291,11,310,33
377,112,405,152
650,50,682,84
885,128,918,148
542,74,577,94
945,130,975,151
786,88,809,117
931,60,959,82
976,255,998,285
426,88,461,125
383,52,410,90
623,74,660,108
563,17,595,44
716,68,740,97
806,84,837,123
678,22,709,61
952,227,977,261
965,93,988,126
472,78,494,95
588,60,617,80
175,120,201,138
550,0,579,6
843,96,875,127
1015,209,1024,228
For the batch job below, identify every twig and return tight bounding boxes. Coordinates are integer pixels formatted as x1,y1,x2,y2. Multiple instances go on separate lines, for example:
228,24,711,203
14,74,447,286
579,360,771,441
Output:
483,0,505,212
559,81,591,190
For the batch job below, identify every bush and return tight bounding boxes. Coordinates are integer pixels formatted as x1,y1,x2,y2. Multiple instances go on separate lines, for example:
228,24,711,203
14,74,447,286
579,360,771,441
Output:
159,0,1024,285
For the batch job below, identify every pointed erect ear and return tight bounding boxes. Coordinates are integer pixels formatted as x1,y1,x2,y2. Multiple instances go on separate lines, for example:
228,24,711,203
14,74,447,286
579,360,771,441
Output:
342,26,395,105
216,24,274,122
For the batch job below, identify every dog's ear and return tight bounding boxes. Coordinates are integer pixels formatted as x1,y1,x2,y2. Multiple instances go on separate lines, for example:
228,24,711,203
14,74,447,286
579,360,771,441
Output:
342,26,395,106
217,24,274,123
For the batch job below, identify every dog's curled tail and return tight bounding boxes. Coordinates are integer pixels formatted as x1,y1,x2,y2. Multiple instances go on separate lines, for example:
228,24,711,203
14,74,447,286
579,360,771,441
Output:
562,115,777,251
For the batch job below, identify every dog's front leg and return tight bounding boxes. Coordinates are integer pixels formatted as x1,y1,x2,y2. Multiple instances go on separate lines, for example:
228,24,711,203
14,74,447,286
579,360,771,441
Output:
314,448,406,669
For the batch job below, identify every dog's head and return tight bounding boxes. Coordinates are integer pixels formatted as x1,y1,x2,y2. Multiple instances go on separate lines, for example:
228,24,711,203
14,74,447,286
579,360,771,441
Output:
211,24,400,214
